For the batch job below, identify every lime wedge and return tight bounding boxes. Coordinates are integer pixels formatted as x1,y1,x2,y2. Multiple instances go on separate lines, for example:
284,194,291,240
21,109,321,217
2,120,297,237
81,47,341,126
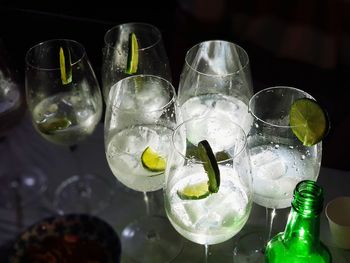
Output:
37,117,72,134
185,140,200,159
215,151,230,162
141,146,166,172
187,145,230,162
59,47,72,85
125,33,139,74
198,140,220,193
289,98,329,146
177,181,210,200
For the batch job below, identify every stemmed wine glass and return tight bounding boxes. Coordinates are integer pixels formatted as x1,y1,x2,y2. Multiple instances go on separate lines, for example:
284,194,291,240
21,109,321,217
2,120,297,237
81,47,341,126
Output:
0,38,47,212
25,39,114,215
177,40,253,135
164,116,253,262
104,74,183,262
101,22,171,103
234,86,322,261
0,38,26,138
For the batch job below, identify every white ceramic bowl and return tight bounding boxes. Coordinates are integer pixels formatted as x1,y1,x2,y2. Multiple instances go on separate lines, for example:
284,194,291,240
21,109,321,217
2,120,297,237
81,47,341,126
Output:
325,196,350,249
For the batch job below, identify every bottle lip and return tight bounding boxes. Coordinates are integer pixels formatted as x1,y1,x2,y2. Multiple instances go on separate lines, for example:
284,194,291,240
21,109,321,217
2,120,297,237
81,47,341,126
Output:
292,180,324,217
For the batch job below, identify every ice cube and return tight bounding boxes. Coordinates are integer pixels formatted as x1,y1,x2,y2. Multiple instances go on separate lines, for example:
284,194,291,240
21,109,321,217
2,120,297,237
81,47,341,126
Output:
276,176,299,198
251,149,286,180
199,190,245,229
196,209,221,230
182,200,207,227
181,99,211,121
186,117,236,152
117,153,139,171
253,175,279,197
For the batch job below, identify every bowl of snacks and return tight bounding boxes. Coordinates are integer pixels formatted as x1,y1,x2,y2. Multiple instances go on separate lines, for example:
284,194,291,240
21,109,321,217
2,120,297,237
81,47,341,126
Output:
9,214,121,263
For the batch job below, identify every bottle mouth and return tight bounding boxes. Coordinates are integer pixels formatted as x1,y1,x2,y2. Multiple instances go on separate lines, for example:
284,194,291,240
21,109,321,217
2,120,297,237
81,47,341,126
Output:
292,180,324,217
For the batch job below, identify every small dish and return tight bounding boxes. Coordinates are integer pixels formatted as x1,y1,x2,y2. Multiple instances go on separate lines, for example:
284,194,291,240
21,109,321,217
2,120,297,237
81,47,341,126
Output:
325,196,350,249
9,213,121,263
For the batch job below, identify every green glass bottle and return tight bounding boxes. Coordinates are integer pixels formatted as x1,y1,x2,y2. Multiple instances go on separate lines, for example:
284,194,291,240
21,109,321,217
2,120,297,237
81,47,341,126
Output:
265,180,332,263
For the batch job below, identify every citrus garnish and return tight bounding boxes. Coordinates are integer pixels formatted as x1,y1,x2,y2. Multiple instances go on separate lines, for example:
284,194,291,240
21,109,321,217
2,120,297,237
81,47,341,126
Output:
141,146,166,172
185,141,230,161
177,181,210,200
133,75,143,93
125,33,139,74
198,140,220,193
37,117,72,134
289,98,329,146
59,47,72,85
177,140,220,200
185,140,200,159
215,151,230,162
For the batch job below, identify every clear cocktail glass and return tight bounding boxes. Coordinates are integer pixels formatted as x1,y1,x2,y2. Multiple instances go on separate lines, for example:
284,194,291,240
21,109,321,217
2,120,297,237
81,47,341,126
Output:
234,86,323,262
164,116,253,262
104,74,183,262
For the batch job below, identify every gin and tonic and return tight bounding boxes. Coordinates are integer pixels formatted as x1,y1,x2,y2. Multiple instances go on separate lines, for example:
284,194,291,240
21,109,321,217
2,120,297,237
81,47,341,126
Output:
104,74,183,262
164,116,253,261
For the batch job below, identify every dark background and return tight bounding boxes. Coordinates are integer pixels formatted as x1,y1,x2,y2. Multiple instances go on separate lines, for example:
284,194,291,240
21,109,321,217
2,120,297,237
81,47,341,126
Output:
1,1,349,170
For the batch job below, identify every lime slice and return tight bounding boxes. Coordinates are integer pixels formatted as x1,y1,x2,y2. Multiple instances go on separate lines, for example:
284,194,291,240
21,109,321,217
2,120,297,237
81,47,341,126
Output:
289,98,329,146
141,146,166,172
177,181,210,200
133,75,143,93
37,117,72,134
198,140,220,193
59,47,72,85
125,33,139,74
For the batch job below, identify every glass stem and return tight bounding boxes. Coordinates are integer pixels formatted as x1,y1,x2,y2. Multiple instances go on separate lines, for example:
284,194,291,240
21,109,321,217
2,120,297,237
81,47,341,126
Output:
7,138,23,231
143,191,150,216
14,178,23,231
69,145,91,213
265,207,276,246
204,244,209,263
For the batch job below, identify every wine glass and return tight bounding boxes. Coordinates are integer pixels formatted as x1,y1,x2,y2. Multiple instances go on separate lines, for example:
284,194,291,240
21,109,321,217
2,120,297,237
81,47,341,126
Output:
101,22,171,103
104,74,183,262
0,38,47,212
234,86,322,261
0,38,26,138
25,39,114,215
164,115,253,262
177,40,253,135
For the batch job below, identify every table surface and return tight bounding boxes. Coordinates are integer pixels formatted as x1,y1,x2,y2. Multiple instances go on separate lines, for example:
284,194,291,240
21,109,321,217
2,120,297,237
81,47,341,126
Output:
0,112,349,262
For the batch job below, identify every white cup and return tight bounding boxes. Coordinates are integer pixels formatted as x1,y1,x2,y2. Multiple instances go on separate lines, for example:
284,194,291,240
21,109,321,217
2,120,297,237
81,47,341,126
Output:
325,196,350,249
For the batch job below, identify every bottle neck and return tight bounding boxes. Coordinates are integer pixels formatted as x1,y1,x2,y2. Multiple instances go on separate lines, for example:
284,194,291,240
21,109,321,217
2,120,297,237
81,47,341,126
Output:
283,180,323,247
283,206,320,243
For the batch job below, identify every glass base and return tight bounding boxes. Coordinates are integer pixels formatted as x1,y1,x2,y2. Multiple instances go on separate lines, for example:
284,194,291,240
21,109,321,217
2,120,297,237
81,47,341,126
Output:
120,215,183,262
233,230,265,263
0,166,47,209
53,174,115,215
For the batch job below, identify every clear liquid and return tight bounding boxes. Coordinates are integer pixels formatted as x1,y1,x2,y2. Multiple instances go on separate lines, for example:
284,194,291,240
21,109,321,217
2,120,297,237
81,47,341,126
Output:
165,166,251,245
32,91,101,145
250,144,320,208
106,124,172,192
180,94,253,135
